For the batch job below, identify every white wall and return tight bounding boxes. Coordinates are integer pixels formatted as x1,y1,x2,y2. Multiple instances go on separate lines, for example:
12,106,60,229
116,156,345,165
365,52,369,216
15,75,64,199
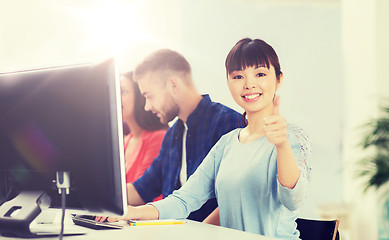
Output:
377,0,389,101
342,0,378,238
0,0,354,237
342,0,389,239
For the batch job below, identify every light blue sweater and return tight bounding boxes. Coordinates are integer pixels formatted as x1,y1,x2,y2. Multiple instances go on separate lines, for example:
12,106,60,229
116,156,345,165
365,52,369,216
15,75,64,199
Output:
150,124,311,239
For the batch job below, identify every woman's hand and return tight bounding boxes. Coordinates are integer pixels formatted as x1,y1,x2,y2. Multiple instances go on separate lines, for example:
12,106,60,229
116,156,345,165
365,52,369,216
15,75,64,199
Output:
98,204,160,222
95,216,108,222
264,95,288,147
95,205,137,222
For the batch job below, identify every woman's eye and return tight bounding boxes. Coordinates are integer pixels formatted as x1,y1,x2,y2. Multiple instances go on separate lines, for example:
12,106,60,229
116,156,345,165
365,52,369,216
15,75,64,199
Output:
257,73,266,77
121,90,128,95
232,75,243,79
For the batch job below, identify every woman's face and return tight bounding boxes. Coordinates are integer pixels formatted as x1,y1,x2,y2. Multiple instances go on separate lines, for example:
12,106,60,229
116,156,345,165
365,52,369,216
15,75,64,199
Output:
120,76,135,123
227,64,282,115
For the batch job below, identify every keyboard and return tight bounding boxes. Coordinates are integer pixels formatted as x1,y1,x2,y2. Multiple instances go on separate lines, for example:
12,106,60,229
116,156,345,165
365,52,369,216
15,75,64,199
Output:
71,215,124,230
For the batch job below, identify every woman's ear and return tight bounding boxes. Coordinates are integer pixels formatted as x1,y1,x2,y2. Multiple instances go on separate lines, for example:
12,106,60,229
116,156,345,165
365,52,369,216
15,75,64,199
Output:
275,73,283,91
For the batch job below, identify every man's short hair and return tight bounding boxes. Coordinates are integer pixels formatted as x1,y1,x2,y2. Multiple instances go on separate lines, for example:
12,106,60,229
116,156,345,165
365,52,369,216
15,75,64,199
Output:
134,49,191,82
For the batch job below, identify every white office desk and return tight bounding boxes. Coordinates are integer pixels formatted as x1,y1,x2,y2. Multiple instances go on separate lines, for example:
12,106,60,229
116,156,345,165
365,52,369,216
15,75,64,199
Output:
64,220,279,240
18,214,281,240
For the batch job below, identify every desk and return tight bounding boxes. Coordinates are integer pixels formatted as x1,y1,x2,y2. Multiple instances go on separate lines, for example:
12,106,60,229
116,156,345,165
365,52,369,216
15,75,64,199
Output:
10,214,281,240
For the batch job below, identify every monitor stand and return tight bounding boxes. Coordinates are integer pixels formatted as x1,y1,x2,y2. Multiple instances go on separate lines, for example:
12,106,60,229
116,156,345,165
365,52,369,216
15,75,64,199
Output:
0,191,52,237
0,172,85,238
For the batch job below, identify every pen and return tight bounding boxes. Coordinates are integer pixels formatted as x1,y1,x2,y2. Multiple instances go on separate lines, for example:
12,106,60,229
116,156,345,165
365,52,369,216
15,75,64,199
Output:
128,221,185,226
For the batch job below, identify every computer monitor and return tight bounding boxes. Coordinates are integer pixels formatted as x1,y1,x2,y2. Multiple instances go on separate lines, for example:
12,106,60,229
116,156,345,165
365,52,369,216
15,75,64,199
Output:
0,58,127,236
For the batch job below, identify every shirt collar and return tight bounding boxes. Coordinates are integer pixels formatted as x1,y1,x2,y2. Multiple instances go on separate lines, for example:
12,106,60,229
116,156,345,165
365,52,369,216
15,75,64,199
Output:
179,94,211,130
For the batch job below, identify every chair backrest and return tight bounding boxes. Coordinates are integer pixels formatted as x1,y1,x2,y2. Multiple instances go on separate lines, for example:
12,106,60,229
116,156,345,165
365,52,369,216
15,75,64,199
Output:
296,218,340,240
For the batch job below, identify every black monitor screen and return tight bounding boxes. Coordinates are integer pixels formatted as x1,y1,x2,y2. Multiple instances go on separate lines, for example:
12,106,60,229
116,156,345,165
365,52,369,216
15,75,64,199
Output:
0,58,127,216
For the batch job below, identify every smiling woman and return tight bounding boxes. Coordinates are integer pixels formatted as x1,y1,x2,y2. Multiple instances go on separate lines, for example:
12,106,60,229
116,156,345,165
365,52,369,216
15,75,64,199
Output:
226,38,283,127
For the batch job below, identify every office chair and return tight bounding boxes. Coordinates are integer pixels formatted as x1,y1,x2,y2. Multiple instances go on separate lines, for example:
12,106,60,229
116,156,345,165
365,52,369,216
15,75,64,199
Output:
296,218,340,240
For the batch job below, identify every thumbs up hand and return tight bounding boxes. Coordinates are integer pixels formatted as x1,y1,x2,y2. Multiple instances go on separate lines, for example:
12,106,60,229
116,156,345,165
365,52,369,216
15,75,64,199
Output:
264,95,288,147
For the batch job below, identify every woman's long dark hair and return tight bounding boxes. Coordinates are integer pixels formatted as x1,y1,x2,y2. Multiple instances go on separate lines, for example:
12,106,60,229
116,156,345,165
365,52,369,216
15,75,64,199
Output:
122,71,169,132
225,38,283,127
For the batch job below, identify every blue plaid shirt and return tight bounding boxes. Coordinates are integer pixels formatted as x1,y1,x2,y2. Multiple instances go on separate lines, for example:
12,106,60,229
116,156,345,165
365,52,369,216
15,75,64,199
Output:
133,94,243,221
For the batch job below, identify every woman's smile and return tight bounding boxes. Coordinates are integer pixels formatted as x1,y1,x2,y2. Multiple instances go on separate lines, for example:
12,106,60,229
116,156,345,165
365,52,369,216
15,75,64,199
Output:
242,93,262,102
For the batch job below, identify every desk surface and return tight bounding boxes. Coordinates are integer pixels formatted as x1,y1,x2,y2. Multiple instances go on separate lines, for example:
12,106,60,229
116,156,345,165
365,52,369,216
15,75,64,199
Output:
17,214,281,240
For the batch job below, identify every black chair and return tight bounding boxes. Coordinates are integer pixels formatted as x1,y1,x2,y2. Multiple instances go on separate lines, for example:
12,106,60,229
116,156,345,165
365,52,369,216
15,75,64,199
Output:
296,218,340,240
